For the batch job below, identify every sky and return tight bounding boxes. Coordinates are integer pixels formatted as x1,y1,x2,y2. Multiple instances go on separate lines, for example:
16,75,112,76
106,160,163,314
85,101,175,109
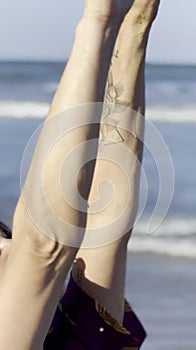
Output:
0,0,195,64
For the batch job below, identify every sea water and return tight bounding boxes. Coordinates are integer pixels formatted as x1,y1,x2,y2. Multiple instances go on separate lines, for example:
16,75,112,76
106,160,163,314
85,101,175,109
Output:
0,61,196,258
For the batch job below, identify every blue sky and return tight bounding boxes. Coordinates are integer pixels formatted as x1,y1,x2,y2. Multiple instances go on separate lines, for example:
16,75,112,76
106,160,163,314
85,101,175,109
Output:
0,0,195,64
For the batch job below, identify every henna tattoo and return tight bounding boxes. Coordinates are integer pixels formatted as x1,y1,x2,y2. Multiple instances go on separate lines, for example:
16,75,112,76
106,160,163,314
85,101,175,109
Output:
105,71,126,106
100,71,132,146
137,13,146,25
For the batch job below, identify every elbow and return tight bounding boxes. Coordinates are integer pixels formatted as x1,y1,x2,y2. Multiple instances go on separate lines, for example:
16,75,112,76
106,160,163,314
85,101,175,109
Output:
12,197,77,270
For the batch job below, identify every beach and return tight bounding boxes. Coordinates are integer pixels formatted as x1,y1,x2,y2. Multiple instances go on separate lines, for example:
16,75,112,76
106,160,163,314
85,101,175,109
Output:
0,61,196,348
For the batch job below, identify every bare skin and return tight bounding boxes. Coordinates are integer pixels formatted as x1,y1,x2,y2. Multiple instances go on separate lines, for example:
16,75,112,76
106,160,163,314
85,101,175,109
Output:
0,0,161,347
72,0,160,324
0,1,136,349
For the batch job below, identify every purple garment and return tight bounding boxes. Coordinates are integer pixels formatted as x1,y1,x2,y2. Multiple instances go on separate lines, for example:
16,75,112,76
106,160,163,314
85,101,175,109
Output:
44,276,146,350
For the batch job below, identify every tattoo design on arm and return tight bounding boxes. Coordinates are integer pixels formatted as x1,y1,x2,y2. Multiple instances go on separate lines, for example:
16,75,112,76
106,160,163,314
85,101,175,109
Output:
100,70,133,147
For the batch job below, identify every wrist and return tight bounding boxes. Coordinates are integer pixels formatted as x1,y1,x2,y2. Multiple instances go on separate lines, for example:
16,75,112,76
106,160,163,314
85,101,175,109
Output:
79,11,121,33
76,15,121,57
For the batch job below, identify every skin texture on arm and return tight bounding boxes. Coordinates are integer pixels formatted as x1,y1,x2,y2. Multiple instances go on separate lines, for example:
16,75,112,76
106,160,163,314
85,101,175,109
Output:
72,0,160,324
0,2,131,349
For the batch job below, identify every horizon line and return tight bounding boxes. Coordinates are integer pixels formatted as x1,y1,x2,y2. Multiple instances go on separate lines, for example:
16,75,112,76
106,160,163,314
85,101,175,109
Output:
0,59,196,67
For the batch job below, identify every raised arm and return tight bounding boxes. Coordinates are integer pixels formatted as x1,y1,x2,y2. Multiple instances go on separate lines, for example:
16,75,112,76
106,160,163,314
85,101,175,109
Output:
0,2,132,349
72,0,160,326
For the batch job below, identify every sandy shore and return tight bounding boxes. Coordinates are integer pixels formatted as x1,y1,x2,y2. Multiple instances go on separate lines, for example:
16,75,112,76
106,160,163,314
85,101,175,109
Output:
126,253,196,349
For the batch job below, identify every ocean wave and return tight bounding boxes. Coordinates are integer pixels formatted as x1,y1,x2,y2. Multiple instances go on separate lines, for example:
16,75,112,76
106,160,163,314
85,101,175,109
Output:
128,236,196,259
128,217,196,258
0,100,196,123
134,217,196,237
147,106,196,123
0,101,49,118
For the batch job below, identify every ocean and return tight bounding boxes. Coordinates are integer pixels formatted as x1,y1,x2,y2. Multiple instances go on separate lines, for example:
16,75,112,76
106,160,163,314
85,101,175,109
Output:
0,61,196,349
0,61,195,258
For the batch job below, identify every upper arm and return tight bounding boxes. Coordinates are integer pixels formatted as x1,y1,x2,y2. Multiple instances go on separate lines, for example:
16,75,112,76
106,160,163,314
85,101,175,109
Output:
0,199,76,350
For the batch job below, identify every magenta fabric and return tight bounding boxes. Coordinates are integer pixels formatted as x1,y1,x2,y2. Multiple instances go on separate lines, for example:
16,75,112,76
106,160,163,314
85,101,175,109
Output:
44,276,146,349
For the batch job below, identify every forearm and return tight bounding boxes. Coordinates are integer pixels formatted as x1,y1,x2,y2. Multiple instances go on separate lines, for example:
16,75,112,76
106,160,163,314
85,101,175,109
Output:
48,15,121,114
19,15,122,244
106,0,160,115
106,18,151,116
